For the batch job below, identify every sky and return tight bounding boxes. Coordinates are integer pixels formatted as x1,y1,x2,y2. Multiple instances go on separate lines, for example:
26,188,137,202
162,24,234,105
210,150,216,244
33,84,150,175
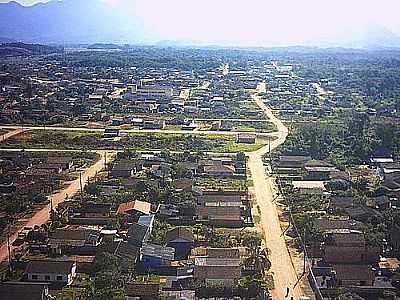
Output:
1,0,400,46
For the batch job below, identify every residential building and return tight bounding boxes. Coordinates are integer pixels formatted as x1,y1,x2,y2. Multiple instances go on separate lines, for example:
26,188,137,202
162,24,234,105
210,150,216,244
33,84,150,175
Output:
25,260,77,286
0,282,49,300
165,227,194,259
236,133,256,144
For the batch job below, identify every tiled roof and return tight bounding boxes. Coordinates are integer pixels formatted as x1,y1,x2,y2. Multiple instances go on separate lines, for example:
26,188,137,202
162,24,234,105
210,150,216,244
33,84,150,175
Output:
25,260,75,274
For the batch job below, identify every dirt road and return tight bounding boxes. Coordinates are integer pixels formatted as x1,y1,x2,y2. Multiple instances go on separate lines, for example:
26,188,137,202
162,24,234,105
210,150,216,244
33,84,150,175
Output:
0,128,25,142
247,84,307,299
0,151,112,263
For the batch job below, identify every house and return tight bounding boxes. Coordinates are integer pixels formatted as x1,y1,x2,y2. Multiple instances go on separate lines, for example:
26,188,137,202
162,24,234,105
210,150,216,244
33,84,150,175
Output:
378,257,400,276
203,164,235,177
345,207,382,223
165,227,194,259
329,196,354,210
197,192,243,207
121,178,141,191
99,241,139,270
152,163,172,178
111,160,143,178
81,202,112,218
125,283,160,300
198,160,235,177
276,155,311,169
160,290,195,300
323,232,380,264
25,260,77,286
35,163,63,174
0,282,49,300
314,218,365,232
140,243,175,268
172,179,196,193
236,133,256,144
143,120,166,130
370,195,391,210
333,264,375,286
207,247,240,258
324,246,380,264
378,162,400,176
127,223,152,247
46,156,74,171
292,180,327,194
329,232,365,247
194,248,241,287
384,171,400,190
117,200,151,217
138,214,155,229
49,228,101,252
370,157,394,167
0,182,17,193
157,260,194,283
104,128,120,138
196,206,244,227
305,166,339,181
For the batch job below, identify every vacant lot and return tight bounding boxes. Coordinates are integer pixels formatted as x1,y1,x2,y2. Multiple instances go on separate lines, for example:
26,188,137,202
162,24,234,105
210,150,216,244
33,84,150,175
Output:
3,130,263,153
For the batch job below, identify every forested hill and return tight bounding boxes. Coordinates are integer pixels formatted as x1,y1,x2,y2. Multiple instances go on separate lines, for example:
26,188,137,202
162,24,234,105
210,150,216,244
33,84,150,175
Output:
0,43,63,56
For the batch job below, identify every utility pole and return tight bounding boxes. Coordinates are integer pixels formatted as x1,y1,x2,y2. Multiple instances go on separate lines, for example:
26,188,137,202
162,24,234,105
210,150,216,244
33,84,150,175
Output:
303,227,307,274
50,196,53,212
79,172,83,197
7,226,12,272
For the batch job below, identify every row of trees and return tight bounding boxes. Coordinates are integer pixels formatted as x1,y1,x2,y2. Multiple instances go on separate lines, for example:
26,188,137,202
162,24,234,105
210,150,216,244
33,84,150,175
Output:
282,112,399,166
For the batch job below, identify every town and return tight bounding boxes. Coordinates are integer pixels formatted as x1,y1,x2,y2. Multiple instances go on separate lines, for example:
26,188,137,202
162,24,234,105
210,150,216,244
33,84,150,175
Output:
0,44,399,300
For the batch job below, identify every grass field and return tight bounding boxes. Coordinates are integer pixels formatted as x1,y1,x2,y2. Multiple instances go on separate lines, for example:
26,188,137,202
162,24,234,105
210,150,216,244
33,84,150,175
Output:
3,130,264,153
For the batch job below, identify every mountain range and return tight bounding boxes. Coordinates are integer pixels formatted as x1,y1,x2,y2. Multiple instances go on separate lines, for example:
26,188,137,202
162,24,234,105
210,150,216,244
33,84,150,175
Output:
1,0,400,48
0,0,147,44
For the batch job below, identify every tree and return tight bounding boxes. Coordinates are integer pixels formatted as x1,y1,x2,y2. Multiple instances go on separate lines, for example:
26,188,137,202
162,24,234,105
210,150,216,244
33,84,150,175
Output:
172,162,192,179
92,252,121,273
85,183,100,196
244,246,271,276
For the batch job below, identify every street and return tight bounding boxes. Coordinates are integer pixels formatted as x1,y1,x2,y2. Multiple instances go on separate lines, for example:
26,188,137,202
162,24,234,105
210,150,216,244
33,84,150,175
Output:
0,151,112,263
247,84,307,299
0,129,26,142
0,84,308,299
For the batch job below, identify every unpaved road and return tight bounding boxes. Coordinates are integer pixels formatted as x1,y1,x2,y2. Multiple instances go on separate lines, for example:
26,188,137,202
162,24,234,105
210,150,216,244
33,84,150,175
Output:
0,151,113,263
247,83,307,299
0,128,25,142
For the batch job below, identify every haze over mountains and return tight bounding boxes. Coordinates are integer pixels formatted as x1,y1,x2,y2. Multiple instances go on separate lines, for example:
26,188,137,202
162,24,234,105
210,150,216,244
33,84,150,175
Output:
1,0,400,48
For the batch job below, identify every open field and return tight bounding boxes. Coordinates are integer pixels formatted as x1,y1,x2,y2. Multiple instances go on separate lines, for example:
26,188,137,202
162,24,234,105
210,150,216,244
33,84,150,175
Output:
2,130,264,153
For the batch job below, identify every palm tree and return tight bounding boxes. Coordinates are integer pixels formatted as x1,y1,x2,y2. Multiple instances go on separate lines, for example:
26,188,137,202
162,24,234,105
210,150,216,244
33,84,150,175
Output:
244,245,271,277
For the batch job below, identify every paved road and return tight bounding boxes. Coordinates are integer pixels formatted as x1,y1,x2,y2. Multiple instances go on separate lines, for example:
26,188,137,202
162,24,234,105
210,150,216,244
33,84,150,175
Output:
0,129,25,142
247,83,306,299
0,151,112,263
0,125,278,138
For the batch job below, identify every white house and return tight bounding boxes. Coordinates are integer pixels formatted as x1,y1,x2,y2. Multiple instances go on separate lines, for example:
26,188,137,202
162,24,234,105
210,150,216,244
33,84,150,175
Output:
25,260,77,286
